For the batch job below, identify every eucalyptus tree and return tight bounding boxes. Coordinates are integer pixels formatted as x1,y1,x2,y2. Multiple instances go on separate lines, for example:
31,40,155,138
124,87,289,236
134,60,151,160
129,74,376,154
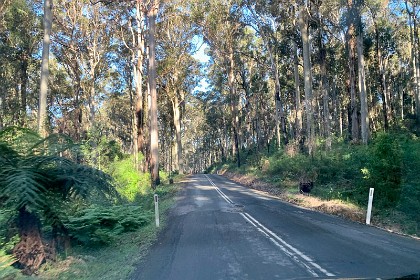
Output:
298,0,316,153
404,0,420,121
52,0,117,140
157,0,200,174
355,0,369,144
148,0,160,186
117,0,148,165
367,0,394,130
345,0,360,140
192,0,246,167
244,0,288,149
38,0,53,137
0,0,39,129
313,0,345,147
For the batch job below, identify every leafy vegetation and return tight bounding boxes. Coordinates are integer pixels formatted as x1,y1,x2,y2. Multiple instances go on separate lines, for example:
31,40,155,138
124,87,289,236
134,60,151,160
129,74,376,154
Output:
0,127,176,277
108,155,150,201
65,205,151,245
34,183,179,280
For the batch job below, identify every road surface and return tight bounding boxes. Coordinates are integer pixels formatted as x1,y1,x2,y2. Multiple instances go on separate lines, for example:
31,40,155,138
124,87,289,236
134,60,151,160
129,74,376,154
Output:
132,174,420,279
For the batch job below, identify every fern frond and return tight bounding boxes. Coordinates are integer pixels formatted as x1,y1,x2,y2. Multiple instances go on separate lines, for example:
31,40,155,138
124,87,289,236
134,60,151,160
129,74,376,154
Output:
1,166,49,210
0,142,19,166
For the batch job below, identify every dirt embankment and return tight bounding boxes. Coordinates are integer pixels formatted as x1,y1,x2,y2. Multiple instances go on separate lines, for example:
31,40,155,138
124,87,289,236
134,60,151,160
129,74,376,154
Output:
219,170,365,223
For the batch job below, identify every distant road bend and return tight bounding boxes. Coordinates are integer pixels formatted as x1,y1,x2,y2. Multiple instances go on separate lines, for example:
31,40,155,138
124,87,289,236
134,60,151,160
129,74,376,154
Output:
133,174,420,280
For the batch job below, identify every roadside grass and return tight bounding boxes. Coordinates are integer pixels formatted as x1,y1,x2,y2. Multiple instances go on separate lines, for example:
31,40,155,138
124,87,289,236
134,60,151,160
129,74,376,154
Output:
15,180,182,280
213,134,420,237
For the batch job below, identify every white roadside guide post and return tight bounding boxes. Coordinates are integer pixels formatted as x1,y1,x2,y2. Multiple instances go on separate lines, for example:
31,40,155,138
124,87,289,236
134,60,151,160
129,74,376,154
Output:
366,188,374,225
154,194,159,227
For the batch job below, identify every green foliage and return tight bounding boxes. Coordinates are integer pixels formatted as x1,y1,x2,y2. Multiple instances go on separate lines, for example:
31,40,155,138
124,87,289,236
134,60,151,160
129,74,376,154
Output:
267,152,310,183
108,155,150,202
0,128,118,215
65,205,151,245
81,126,124,170
398,139,420,233
159,170,169,184
362,133,403,207
0,209,20,279
0,127,120,271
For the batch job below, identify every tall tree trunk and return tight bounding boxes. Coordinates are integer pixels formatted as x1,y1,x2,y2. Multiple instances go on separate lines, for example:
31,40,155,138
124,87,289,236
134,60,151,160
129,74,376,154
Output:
331,74,342,138
248,5,284,148
172,94,183,174
134,0,145,159
319,31,331,149
88,83,96,126
357,24,369,144
298,4,315,154
228,46,240,167
414,5,420,122
377,36,390,130
38,0,53,137
348,0,359,140
74,77,82,142
148,1,159,187
128,67,138,169
273,52,287,147
20,58,28,126
0,93,3,129
406,1,420,122
293,39,302,139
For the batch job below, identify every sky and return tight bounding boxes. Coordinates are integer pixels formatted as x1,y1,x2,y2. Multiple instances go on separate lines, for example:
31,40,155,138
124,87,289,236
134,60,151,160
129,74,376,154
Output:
192,36,210,93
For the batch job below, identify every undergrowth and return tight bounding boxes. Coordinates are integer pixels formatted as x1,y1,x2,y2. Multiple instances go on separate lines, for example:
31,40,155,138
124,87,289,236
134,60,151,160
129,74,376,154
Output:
0,127,180,278
35,183,180,280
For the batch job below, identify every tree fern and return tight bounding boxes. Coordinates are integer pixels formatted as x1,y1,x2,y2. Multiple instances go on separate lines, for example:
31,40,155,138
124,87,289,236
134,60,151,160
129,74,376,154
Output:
0,127,118,274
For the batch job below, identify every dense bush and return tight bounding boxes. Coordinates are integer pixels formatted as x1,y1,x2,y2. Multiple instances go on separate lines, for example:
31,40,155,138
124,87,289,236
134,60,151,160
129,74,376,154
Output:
65,205,151,245
363,133,403,207
0,127,170,275
219,133,410,211
0,210,19,279
108,155,150,202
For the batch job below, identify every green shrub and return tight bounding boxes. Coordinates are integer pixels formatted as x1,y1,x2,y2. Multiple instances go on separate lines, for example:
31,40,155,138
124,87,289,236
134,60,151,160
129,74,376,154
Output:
267,152,311,182
108,155,150,201
65,205,151,245
0,127,118,274
363,133,403,208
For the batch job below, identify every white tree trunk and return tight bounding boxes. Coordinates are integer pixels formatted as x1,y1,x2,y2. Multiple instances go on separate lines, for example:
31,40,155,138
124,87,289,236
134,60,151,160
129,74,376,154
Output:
298,5,314,154
172,95,184,174
357,32,369,144
38,0,53,137
148,1,159,187
293,39,302,138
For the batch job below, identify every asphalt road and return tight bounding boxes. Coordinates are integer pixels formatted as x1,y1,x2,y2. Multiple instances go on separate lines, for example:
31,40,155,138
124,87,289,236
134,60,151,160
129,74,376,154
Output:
132,174,420,280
